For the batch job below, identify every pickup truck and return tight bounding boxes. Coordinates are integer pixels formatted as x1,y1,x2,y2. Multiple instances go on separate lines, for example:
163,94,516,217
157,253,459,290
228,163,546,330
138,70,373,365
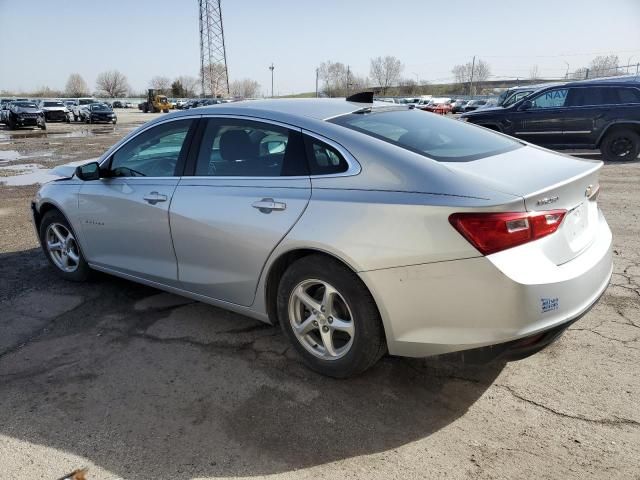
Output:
70,98,96,121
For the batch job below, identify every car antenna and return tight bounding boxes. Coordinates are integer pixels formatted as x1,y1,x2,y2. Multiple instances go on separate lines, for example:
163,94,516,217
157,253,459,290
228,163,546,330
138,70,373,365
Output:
346,91,374,103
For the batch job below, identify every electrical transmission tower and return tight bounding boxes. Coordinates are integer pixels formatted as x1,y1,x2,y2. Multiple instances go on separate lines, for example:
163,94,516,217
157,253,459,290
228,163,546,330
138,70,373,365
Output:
199,0,229,97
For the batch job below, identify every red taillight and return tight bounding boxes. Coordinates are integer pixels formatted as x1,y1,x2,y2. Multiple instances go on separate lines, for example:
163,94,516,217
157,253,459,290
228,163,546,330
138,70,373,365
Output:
449,210,566,255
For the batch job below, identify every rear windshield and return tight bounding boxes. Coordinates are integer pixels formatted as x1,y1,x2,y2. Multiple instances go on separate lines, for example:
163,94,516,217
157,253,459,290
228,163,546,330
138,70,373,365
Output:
329,108,521,162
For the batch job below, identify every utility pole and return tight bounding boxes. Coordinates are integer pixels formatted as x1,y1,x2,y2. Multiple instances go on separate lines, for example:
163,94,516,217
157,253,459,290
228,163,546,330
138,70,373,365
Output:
469,55,476,96
315,68,319,98
563,61,570,79
268,63,274,98
346,65,351,96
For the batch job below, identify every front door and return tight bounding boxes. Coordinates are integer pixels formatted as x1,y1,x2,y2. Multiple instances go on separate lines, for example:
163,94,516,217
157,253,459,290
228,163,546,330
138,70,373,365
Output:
78,118,196,284
170,117,311,306
510,87,569,147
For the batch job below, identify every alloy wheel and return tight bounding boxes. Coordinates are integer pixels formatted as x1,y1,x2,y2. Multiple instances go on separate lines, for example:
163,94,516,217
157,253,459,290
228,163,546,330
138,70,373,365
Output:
45,222,80,273
288,279,355,360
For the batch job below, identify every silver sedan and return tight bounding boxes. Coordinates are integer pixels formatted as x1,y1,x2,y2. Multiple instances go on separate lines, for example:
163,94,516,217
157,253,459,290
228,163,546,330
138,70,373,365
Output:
32,97,612,377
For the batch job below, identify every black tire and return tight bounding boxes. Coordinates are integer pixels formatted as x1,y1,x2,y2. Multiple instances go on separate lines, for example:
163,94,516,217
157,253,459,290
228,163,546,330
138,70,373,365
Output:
40,122,46,130
277,255,386,378
163,109,169,113
7,116,16,130
600,128,640,162
112,119,117,125
39,209,91,282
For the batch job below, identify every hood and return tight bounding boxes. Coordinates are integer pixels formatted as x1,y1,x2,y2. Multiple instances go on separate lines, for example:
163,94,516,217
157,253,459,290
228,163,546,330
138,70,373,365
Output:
13,106,41,114
42,106,67,112
50,159,99,178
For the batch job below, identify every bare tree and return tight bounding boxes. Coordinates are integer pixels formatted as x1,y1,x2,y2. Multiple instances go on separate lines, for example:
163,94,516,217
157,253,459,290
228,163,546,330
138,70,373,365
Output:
149,76,172,95
588,55,621,78
452,59,491,93
529,64,539,80
65,73,89,97
397,78,421,95
176,75,200,97
201,63,228,97
229,78,261,98
96,70,130,98
370,56,403,93
317,61,348,97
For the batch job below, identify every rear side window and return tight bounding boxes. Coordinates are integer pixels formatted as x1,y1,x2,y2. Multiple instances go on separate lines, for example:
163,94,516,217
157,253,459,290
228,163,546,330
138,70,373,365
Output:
194,118,308,177
329,109,520,162
303,135,349,175
615,87,640,104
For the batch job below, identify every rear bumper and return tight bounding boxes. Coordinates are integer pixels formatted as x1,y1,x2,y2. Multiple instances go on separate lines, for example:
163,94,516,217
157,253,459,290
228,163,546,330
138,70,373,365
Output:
359,209,612,358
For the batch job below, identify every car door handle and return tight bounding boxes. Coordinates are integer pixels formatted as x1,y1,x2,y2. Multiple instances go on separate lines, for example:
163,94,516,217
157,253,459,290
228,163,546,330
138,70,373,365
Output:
252,198,286,213
143,191,168,205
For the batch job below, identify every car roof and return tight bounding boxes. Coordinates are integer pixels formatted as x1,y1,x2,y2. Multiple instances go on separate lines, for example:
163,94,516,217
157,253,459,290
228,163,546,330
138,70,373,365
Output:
193,98,389,121
564,74,640,87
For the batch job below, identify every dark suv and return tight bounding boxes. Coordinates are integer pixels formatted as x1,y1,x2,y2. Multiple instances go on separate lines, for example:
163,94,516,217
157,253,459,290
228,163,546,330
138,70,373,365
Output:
460,76,640,161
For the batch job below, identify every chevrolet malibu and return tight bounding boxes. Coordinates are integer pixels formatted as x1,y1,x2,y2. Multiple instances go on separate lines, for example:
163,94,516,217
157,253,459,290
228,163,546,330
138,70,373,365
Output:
32,95,612,377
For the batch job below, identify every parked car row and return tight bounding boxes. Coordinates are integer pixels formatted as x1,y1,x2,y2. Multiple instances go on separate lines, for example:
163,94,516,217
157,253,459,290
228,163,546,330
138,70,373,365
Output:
177,98,223,110
0,97,118,129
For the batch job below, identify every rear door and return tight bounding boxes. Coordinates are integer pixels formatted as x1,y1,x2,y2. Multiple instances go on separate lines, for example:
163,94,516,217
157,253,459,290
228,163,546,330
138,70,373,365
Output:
563,86,609,146
509,87,569,146
170,117,311,306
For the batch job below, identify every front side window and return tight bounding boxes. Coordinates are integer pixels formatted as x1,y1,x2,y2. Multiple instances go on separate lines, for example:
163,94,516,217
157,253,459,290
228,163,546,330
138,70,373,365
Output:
330,108,521,162
109,119,192,177
530,88,568,109
194,118,307,177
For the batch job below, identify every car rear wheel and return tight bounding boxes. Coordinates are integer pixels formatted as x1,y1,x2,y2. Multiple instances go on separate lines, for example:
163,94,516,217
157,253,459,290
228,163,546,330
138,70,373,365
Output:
39,210,91,282
601,128,640,162
277,255,386,378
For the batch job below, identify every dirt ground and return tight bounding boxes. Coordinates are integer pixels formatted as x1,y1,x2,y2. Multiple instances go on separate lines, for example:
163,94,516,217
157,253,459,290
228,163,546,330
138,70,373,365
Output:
0,112,638,480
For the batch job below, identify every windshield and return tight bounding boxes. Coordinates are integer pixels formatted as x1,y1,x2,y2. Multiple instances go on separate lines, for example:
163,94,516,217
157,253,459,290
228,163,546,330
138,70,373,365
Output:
44,101,64,107
79,99,95,105
329,108,521,162
502,90,534,107
13,102,37,108
92,104,110,111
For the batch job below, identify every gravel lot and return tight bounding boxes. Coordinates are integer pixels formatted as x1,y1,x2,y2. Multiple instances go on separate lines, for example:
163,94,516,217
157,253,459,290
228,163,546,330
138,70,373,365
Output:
0,111,638,479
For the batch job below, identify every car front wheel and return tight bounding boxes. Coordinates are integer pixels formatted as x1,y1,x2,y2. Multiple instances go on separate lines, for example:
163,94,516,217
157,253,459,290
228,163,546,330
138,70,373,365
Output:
39,210,91,281
601,128,640,162
277,255,386,378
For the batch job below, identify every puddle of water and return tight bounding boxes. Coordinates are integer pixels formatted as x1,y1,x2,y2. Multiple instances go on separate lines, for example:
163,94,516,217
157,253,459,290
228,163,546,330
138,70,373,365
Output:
0,158,97,186
0,163,59,186
0,150,21,162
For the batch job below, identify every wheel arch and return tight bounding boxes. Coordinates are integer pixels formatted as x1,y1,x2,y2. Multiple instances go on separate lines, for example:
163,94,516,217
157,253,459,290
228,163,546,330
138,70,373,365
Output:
262,247,386,332
596,121,640,146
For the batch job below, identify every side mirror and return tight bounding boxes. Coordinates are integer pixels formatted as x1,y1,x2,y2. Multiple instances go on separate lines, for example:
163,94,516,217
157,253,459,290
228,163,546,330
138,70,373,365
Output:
519,100,533,111
75,161,101,181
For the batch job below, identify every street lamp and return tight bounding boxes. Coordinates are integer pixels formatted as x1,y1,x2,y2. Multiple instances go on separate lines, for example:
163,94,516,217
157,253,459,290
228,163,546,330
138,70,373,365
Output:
268,63,275,98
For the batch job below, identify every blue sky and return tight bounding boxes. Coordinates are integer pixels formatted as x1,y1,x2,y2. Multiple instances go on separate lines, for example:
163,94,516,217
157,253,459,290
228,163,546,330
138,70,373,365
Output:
1,0,639,95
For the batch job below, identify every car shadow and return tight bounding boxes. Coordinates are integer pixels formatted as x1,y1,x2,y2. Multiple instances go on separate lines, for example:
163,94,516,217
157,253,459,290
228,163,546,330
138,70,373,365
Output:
0,247,505,478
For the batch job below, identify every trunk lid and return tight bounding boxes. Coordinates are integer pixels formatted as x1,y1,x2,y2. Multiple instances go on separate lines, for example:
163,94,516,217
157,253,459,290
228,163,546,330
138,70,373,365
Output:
444,145,602,264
